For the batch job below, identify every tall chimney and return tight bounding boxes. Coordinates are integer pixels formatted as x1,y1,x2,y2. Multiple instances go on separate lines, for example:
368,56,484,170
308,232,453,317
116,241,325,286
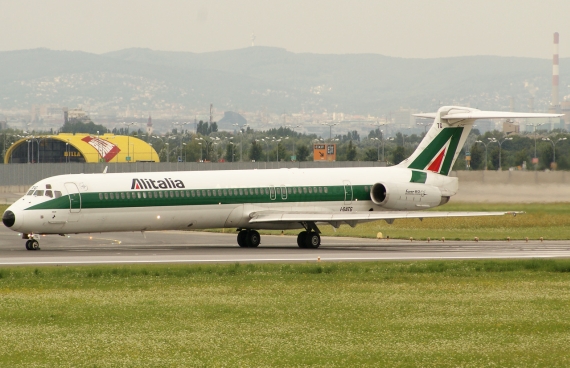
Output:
552,32,560,112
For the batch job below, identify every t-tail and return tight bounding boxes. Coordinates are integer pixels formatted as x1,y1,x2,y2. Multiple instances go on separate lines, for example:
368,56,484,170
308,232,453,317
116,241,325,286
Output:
397,106,565,176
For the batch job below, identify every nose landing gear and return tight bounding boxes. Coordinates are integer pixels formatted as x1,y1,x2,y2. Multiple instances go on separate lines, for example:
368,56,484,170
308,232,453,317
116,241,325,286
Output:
25,239,40,251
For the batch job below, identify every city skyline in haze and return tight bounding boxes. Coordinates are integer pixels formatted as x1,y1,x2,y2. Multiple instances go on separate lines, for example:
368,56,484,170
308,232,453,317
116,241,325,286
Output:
0,0,568,59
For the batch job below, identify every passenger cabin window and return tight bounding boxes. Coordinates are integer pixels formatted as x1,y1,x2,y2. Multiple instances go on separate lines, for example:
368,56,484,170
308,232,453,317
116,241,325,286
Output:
110,193,114,200
99,193,103,200
104,193,109,200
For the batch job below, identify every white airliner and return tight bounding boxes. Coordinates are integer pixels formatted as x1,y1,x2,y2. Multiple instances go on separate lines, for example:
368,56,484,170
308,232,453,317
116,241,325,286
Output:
2,106,563,251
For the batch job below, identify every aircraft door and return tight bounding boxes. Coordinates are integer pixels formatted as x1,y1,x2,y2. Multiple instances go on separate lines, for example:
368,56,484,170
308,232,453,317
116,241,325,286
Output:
64,182,81,222
343,180,353,204
269,186,276,200
281,185,287,200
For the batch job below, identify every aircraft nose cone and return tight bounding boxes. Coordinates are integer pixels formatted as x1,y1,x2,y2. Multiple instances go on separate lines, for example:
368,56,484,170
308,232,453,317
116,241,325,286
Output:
2,210,15,228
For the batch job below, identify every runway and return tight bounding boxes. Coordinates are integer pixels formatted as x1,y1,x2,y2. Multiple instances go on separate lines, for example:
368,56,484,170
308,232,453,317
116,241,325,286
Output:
1,225,570,266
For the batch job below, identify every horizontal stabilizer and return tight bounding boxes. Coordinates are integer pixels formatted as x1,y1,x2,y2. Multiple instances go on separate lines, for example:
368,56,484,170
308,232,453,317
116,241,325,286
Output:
414,111,564,120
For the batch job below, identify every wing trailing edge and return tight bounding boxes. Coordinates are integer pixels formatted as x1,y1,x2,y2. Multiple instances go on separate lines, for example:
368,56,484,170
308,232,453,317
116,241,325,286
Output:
248,210,522,225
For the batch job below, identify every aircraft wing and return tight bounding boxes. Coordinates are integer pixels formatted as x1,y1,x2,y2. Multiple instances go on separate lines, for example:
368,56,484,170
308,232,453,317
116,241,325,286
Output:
248,210,520,226
413,111,564,119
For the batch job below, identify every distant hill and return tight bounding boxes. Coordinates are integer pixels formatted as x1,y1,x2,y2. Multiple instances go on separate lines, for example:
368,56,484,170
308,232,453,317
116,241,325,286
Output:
0,47,566,115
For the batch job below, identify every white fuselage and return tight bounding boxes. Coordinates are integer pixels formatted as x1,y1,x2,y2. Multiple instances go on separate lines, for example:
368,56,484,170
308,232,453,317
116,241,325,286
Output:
4,166,457,235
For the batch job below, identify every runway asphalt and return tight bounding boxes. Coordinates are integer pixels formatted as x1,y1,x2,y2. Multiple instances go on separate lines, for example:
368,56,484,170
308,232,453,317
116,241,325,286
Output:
1,225,570,266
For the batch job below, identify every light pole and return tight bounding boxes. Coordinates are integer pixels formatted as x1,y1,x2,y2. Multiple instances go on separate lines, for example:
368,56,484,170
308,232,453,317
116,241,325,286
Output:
488,137,512,171
149,143,153,161
321,121,339,140
233,123,249,162
542,137,567,168
173,121,190,161
526,122,544,169
182,143,187,162
123,122,138,162
475,140,491,170
273,138,282,162
368,121,388,162
257,139,269,162
228,141,235,162
286,124,300,159
370,137,381,161
198,142,203,162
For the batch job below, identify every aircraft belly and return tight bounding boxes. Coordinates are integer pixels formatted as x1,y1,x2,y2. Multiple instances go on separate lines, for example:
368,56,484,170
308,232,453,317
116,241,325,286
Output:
47,205,237,233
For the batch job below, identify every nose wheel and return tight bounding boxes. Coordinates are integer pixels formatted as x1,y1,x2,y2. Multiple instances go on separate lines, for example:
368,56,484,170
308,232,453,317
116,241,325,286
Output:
25,239,40,251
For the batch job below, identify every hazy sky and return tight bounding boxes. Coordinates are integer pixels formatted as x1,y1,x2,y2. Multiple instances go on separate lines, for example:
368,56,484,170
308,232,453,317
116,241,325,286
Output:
0,0,568,58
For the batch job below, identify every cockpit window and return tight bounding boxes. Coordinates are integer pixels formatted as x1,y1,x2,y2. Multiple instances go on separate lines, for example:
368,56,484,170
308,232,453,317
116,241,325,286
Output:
46,184,52,189
27,190,34,195
45,190,53,198
34,190,44,196
54,191,62,198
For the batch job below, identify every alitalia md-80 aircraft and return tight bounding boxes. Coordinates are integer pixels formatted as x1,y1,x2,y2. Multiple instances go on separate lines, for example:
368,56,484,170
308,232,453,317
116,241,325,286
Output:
2,106,563,251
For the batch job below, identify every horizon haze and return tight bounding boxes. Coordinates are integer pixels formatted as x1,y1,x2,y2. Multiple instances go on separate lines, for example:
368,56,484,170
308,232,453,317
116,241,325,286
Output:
0,0,568,59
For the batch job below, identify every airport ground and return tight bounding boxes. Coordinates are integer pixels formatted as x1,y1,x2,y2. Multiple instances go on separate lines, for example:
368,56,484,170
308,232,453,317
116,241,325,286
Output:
2,181,570,366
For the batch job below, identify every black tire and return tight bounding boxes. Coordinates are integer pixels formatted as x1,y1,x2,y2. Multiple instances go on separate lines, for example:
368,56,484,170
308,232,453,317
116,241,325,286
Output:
305,232,320,249
30,240,40,251
246,230,261,248
25,240,32,251
237,230,247,247
297,231,307,248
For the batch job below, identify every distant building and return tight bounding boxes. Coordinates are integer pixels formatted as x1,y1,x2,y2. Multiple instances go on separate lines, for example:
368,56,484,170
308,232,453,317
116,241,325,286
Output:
4,133,159,164
503,120,520,135
217,111,247,130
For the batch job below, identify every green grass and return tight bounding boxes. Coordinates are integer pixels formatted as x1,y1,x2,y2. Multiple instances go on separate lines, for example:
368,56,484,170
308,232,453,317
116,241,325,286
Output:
1,260,570,366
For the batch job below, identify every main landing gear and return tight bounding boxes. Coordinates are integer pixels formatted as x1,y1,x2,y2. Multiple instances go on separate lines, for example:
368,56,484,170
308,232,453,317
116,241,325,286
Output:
297,231,321,249
297,221,321,249
25,239,40,251
236,221,321,249
237,229,261,248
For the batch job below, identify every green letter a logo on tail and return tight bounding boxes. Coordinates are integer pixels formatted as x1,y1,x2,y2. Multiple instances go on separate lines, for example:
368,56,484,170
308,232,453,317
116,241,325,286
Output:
405,127,464,176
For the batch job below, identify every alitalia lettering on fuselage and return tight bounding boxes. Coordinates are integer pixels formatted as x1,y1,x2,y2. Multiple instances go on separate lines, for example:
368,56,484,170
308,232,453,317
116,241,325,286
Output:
131,178,185,190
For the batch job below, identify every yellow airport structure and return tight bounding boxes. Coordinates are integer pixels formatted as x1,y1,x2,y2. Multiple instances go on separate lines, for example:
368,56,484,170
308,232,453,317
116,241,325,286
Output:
5,133,159,164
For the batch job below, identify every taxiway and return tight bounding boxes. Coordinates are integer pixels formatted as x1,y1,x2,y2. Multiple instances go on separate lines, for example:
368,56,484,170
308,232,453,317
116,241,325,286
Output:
1,226,570,265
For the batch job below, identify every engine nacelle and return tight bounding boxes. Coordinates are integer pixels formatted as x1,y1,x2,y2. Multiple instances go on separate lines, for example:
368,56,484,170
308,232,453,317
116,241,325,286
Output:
370,182,448,210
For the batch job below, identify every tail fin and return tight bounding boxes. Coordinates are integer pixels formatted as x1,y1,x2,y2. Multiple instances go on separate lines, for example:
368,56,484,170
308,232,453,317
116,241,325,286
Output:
397,106,564,176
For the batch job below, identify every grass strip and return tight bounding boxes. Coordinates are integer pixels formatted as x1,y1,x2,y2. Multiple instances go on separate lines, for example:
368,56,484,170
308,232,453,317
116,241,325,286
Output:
1,260,570,367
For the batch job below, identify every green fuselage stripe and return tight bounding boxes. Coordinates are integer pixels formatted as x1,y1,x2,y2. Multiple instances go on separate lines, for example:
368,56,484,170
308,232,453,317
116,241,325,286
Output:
26,185,373,211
